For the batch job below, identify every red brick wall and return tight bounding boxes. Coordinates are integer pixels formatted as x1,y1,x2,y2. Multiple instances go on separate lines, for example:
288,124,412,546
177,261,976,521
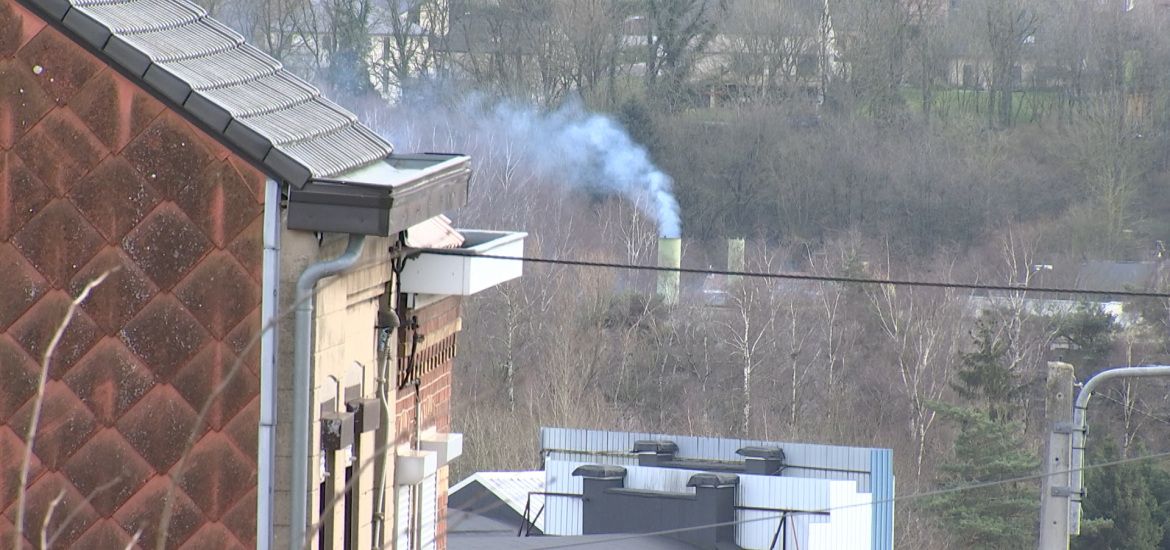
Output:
395,296,460,550
0,1,264,547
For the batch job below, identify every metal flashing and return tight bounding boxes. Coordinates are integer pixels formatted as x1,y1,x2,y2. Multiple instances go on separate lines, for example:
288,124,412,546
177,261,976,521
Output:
142,62,191,104
182,91,232,132
262,147,312,188
686,472,739,488
102,34,152,76
60,7,110,49
572,465,627,480
24,0,68,21
224,118,274,160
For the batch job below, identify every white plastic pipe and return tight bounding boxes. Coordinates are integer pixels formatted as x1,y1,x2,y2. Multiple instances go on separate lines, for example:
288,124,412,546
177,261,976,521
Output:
257,179,282,550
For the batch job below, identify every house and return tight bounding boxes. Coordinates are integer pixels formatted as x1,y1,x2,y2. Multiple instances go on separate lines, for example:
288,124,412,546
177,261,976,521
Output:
450,427,895,550
0,0,522,549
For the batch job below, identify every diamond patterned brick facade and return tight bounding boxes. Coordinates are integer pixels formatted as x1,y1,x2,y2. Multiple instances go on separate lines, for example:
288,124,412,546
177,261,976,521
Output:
0,1,264,547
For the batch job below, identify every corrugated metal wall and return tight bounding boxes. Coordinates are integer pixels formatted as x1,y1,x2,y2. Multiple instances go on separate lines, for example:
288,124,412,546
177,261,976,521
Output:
540,428,895,550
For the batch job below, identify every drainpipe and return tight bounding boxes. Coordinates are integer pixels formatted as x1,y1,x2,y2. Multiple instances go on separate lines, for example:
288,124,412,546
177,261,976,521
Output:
1070,364,1170,535
258,179,282,550
371,250,403,549
291,234,367,550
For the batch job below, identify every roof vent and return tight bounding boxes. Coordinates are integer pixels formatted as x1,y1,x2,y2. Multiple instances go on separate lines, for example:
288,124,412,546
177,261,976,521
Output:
736,446,786,475
633,439,678,467
571,464,628,480
687,472,740,488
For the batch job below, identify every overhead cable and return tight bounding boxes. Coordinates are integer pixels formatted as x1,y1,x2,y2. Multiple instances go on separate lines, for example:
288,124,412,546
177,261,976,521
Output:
415,249,1170,299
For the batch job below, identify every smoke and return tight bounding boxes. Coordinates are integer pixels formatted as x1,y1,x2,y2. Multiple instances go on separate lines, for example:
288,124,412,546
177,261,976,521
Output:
373,92,681,238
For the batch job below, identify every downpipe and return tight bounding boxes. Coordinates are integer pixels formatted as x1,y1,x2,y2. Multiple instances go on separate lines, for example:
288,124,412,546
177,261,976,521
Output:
258,179,282,550
290,234,367,550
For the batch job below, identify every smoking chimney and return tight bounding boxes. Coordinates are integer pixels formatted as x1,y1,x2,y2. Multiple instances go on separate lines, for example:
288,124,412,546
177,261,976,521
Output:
727,238,745,285
657,237,681,305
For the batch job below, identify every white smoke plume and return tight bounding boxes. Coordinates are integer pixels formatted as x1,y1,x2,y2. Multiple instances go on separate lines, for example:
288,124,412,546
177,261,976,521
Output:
372,93,681,238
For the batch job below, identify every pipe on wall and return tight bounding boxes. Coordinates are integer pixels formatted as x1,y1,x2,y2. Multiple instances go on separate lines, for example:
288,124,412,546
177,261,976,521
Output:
258,179,282,550
291,234,367,550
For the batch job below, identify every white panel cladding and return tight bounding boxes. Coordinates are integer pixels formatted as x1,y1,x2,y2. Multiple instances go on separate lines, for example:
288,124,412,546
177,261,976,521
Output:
395,485,411,547
399,230,526,296
541,427,875,492
393,476,440,550
541,427,888,550
808,481,873,550
544,460,873,550
421,474,437,550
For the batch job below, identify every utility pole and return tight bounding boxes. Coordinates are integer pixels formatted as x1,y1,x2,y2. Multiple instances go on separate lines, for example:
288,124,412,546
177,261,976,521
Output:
1038,361,1074,550
1036,363,1170,550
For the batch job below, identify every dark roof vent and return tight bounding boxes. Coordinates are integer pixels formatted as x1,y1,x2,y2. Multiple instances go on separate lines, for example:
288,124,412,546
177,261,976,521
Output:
736,446,785,460
572,465,627,480
633,439,678,467
633,440,679,454
736,446,786,475
687,472,740,488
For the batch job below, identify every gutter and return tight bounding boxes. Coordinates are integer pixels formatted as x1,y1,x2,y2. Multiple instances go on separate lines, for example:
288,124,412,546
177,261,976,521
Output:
290,234,368,550
258,179,282,550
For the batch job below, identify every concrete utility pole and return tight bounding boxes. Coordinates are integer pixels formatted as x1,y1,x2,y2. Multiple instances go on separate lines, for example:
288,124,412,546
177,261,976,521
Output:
1038,362,1074,550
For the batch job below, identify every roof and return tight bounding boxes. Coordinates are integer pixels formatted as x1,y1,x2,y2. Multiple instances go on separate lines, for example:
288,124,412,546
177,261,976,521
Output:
20,0,393,188
1075,260,1161,292
406,215,465,250
450,470,545,532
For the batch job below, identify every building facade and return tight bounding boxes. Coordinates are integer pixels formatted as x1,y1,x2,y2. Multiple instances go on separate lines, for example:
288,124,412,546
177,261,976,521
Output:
0,0,516,548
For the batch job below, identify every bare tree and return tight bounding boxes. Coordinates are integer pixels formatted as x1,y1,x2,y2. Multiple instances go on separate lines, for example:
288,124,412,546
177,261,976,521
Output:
370,0,449,98
644,0,728,108
866,254,967,482
980,0,1037,127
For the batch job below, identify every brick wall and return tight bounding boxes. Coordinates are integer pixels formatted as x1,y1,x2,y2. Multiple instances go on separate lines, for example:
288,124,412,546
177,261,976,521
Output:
396,296,460,550
0,1,265,547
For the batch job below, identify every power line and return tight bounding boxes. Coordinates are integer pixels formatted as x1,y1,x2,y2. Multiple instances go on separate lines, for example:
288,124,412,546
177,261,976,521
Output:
415,249,1170,299
529,448,1170,549
1095,391,1170,429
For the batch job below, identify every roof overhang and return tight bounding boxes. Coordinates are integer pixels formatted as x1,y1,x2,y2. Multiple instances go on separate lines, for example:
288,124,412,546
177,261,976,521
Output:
286,153,472,236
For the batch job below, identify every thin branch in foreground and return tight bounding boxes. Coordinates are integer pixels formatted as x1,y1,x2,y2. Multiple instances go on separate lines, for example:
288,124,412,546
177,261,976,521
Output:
47,476,123,548
125,528,143,550
38,489,66,550
11,270,114,550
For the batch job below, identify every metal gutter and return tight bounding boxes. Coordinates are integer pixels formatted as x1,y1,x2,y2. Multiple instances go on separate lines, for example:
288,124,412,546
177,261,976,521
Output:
291,234,367,550
257,179,281,550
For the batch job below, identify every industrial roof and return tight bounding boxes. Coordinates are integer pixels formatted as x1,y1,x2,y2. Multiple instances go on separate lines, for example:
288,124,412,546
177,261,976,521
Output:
450,470,545,531
20,0,393,188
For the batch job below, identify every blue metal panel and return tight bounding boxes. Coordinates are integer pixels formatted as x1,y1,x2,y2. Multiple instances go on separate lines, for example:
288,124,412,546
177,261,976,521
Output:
869,449,895,550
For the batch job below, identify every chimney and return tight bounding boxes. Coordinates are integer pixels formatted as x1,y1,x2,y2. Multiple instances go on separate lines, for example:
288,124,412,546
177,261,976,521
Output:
686,473,740,547
573,465,628,536
657,237,681,305
736,446,786,475
728,238,745,285
633,439,679,467
573,464,740,549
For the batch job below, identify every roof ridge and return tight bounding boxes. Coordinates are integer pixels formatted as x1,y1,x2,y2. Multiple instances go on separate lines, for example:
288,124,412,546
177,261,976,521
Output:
21,0,395,184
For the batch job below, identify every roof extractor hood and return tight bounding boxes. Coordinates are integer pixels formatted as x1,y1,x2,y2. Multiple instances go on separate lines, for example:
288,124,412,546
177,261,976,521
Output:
287,153,472,236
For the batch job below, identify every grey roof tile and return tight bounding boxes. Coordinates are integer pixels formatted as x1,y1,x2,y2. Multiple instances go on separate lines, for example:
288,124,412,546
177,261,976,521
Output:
22,0,395,187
